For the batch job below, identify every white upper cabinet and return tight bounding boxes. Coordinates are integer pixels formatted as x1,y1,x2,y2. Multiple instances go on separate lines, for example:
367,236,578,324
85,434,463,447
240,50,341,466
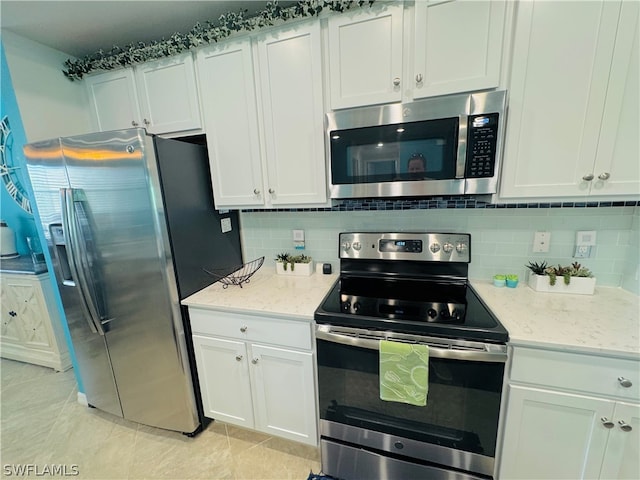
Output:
256,21,326,206
197,39,264,207
197,21,327,209
412,0,506,99
328,3,404,109
134,53,202,134
85,53,202,135
500,0,639,200
85,69,143,131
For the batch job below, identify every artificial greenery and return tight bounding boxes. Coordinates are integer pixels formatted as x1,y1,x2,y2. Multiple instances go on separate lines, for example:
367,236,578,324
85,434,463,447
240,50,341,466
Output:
525,261,593,286
63,0,376,80
275,252,312,271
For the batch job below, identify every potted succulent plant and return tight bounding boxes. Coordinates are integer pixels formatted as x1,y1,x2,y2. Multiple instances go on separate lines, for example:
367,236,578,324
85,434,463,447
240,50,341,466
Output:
275,252,314,276
505,274,519,288
525,261,595,295
493,274,506,287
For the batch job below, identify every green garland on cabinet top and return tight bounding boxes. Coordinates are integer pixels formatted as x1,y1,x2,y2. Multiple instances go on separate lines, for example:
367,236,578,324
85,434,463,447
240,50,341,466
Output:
63,0,377,80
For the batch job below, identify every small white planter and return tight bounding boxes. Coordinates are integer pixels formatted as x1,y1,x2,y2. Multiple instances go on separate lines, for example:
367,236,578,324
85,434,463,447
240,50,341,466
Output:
527,274,596,295
276,261,314,276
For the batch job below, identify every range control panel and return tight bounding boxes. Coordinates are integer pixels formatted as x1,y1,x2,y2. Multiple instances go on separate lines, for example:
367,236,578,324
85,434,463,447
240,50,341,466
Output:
339,232,471,263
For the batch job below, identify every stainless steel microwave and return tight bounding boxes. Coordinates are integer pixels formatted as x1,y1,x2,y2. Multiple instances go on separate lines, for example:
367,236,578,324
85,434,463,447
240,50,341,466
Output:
326,90,506,199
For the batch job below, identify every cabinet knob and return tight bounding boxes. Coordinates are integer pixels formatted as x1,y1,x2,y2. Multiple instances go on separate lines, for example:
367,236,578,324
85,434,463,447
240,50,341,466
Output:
251,358,259,364
582,173,594,181
240,325,248,333
393,77,401,86
415,73,423,83
131,121,139,127
601,417,615,429
598,172,610,181
618,421,633,432
253,188,261,195
235,354,243,362
268,188,275,195
618,376,633,388
143,119,151,126
8,311,17,317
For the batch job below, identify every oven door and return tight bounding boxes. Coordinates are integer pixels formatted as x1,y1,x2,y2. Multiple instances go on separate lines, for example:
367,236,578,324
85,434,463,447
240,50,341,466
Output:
316,325,507,479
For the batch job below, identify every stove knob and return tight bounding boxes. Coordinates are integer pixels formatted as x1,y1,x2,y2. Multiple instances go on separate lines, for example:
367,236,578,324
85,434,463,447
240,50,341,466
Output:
440,310,450,319
427,308,437,319
456,242,468,254
443,242,454,254
352,241,362,251
342,301,351,312
341,241,351,252
451,309,462,321
353,302,361,313
429,243,441,253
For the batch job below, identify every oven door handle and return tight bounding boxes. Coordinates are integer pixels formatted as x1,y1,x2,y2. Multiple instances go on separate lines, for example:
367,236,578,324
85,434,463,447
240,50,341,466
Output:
315,328,507,363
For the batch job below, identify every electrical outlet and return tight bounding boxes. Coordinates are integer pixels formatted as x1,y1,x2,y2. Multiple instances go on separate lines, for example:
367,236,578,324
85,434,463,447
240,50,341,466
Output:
293,229,305,250
573,245,591,258
533,231,551,253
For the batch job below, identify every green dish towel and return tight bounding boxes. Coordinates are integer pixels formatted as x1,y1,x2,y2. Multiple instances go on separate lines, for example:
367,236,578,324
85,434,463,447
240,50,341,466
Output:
379,340,429,407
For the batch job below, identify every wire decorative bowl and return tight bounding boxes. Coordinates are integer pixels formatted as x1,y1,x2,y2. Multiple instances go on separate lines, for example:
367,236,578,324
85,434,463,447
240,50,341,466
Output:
203,256,264,288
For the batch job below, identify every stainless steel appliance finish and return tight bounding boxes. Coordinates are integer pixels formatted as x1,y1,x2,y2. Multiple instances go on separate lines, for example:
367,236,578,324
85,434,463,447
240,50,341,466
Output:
24,129,242,434
326,90,506,199
315,232,508,479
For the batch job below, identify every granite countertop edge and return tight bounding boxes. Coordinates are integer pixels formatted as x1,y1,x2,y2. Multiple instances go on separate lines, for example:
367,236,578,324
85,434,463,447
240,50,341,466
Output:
182,271,639,361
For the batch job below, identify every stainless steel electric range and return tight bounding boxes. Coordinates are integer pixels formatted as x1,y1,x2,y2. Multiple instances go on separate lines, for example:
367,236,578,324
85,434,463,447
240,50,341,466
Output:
314,232,508,480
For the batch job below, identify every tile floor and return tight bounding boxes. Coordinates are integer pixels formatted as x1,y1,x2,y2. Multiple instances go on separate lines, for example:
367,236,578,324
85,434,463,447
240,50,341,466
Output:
0,358,321,479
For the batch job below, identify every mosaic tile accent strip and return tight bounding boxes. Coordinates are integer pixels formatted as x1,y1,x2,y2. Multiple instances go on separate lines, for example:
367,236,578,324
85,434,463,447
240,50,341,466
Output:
241,197,639,213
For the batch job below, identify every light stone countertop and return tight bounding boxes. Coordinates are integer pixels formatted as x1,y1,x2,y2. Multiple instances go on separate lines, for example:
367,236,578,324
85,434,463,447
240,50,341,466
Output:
182,270,338,321
182,270,639,360
470,279,640,360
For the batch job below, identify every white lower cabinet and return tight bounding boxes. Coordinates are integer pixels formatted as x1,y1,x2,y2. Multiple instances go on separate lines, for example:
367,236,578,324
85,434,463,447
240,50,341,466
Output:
0,272,71,371
498,347,639,479
189,309,317,446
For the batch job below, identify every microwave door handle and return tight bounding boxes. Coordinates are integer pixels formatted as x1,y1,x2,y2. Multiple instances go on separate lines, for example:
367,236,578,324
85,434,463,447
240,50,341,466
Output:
61,188,104,336
456,114,468,178
315,328,507,363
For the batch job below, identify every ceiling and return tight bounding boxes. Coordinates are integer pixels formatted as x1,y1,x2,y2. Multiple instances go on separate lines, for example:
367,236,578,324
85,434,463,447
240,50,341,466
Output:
1,0,296,58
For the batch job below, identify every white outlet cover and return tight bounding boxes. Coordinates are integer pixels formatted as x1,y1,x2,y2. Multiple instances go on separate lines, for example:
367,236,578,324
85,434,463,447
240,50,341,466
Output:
533,231,551,253
221,217,232,233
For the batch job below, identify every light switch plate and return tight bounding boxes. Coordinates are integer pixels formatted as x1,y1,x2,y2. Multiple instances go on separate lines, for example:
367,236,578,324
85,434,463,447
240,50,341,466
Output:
221,217,232,233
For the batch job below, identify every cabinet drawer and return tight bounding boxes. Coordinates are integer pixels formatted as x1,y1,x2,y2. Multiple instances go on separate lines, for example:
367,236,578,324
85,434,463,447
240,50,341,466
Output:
510,347,640,401
189,309,312,350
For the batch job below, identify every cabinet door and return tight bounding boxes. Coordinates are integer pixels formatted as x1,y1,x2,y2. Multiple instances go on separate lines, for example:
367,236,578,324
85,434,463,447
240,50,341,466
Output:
192,334,254,428
500,0,622,199
135,53,202,134
413,0,505,99
249,343,317,446
0,278,24,344
599,402,640,480
9,277,53,350
328,4,403,109
498,385,613,479
196,40,265,207
85,69,142,131
591,1,640,197
257,21,327,206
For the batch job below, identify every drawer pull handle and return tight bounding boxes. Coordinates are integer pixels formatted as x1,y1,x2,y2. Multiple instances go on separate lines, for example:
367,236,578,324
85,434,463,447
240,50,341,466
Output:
601,417,615,429
235,355,243,362
240,325,248,333
618,377,633,388
618,421,633,432
251,358,259,365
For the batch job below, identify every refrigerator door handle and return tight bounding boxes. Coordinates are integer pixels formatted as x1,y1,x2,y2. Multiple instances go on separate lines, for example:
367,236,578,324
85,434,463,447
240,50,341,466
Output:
61,188,105,336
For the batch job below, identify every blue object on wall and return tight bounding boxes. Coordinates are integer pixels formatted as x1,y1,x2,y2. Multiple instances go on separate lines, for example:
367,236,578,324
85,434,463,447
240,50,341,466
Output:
1,42,83,391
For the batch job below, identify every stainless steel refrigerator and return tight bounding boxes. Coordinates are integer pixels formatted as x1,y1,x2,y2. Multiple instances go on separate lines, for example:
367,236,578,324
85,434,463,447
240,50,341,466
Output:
24,129,242,434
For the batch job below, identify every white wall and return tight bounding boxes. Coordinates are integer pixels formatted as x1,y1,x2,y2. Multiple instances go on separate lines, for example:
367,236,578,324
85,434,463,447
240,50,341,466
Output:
1,30,92,141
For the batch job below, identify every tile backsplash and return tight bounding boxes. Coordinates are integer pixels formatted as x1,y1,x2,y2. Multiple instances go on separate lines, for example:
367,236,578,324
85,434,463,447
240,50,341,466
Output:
239,205,639,294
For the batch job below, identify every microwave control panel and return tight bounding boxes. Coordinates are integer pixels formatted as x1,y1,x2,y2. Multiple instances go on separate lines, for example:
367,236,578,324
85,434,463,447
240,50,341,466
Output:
465,113,499,178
